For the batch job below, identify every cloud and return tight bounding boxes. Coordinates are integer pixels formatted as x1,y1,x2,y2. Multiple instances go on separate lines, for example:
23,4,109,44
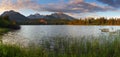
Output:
0,0,39,11
0,0,113,17
97,0,120,7
38,0,112,14
69,0,83,4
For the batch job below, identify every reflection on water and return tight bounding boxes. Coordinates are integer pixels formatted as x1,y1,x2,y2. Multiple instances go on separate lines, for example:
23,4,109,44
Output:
2,25,120,47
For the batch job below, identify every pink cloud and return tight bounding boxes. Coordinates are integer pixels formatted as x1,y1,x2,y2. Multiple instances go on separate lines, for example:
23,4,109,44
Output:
0,0,114,18
0,0,39,11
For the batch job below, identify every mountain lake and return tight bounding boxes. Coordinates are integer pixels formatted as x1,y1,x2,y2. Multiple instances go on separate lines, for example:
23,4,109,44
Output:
1,25,120,47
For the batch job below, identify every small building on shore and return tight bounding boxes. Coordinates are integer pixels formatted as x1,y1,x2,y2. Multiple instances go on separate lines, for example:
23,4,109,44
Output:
39,19,47,25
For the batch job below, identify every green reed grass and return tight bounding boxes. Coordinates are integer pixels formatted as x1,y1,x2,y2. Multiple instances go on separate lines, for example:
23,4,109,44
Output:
0,28,9,35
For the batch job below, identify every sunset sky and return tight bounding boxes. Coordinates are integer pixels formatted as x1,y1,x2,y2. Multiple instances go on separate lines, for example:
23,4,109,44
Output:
0,0,120,18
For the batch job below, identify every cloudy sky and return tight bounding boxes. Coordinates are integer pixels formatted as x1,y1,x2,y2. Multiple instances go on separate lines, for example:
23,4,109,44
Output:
0,0,120,18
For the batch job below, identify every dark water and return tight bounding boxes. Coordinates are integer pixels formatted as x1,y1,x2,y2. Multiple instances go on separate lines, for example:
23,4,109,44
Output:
2,25,120,47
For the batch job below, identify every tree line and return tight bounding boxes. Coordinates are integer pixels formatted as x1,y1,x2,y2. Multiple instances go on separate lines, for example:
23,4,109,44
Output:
68,17,120,25
1,16,120,26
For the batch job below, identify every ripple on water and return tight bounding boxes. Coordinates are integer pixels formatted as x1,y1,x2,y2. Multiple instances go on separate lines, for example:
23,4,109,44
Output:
2,25,120,47
2,32,31,47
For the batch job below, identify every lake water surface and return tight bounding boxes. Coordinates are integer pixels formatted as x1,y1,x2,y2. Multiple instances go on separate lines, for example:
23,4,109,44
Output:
2,25,120,46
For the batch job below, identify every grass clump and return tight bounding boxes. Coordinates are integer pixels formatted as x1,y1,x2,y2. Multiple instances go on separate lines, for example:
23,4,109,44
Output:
0,28,10,35
0,44,23,57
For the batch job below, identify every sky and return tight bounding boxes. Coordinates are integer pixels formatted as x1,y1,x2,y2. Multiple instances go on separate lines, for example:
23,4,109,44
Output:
0,0,120,19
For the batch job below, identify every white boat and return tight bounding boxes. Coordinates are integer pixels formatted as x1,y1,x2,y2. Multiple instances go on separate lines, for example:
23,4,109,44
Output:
100,28,109,32
100,28,117,34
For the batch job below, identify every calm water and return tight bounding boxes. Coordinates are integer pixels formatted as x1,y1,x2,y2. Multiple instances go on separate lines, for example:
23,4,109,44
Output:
2,25,120,46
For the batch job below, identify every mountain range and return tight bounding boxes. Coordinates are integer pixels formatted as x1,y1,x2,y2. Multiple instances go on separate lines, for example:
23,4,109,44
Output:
44,12,75,20
1,10,28,22
27,12,75,20
27,13,45,19
0,10,75,22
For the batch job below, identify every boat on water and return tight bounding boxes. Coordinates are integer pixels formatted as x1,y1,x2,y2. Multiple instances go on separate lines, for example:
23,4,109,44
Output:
100,28,118,35
100,28,109,32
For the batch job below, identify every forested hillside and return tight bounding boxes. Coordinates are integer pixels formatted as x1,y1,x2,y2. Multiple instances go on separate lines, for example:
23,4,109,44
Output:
0,16,20,29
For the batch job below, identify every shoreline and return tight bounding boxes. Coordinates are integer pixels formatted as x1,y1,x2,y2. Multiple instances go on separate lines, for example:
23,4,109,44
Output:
0,28,10,35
